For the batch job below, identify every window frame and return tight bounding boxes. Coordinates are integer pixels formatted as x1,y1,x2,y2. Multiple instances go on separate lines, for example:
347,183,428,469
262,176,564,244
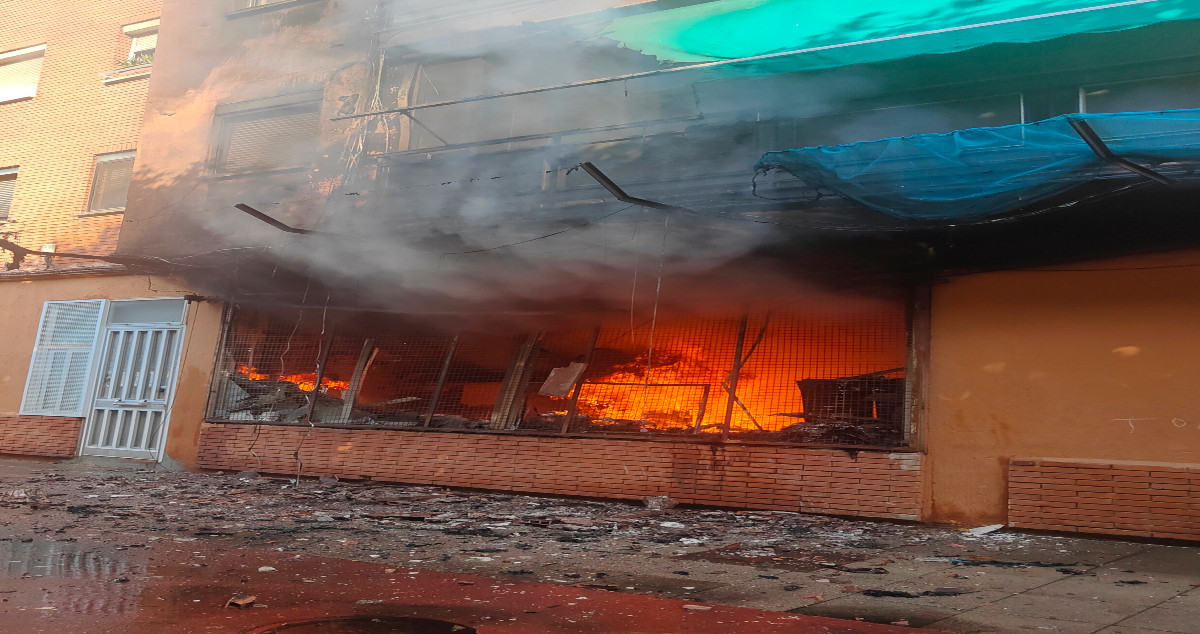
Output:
0,166,16,221
0,44,46,105
20,300,107,417
84,150,137,215
210,98,321,176
121,19,159,67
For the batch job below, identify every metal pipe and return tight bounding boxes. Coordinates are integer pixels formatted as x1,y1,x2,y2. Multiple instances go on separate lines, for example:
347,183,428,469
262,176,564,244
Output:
234,204,332,235
423,333,460,428
1068,119,1177,186
578,162,701,215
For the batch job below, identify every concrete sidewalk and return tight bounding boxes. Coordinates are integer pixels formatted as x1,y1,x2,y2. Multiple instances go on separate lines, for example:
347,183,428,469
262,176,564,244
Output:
0,457,1197,632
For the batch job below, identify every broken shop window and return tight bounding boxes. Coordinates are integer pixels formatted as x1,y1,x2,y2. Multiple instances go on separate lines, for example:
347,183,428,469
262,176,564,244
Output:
208,296,911,447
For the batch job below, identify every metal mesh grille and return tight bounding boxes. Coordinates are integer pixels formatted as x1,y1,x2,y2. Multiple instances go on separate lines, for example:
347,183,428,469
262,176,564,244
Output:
209,296,910,447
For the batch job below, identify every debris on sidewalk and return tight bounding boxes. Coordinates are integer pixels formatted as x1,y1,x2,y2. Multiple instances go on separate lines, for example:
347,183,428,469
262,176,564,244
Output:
224,594,257,609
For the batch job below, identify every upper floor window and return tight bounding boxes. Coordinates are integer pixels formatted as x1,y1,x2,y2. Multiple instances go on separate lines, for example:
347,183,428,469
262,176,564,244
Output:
0,167,16,220
87,151,136,213
122,19,159,67
1080,73,1200,114
0,45,46,104
211,99,320,174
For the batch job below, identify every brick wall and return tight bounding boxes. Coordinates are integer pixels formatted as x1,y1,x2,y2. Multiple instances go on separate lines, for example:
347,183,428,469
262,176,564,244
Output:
1009,458,1200,541
0,414,83,457
0,0,160,270
197,424,923,519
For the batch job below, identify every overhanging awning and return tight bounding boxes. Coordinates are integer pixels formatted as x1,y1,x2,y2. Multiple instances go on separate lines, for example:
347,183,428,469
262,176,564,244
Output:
602,0,1200,72
755,109,1200,219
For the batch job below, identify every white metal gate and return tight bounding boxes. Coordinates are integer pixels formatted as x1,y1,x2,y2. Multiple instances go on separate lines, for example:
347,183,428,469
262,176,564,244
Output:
82,326,182,460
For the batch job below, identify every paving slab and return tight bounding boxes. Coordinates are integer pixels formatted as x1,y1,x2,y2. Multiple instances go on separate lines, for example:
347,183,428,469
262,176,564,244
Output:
926,612,1104,633
1108,605,1200,633
970,592,1144,626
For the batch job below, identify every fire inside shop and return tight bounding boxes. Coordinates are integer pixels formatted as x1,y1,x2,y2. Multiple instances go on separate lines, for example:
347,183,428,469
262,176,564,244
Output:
208,291,911,448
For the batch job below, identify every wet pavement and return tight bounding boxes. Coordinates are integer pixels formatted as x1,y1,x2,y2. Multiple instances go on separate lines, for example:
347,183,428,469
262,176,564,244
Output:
0,457,1198,632
0,535,908,633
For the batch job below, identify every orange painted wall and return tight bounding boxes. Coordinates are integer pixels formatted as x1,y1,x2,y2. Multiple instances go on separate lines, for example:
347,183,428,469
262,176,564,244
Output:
925,248,1200,523
0,273,222,468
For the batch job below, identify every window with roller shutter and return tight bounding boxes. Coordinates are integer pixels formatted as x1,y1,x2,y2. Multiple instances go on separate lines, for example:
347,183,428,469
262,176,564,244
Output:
213,104,320,174
123,19,158,65
0,168,16,220
86,151,136,213
21,301,105,417
0,45,45,104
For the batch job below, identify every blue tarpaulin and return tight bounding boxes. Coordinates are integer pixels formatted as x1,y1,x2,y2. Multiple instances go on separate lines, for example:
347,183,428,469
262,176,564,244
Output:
755,109,1200,219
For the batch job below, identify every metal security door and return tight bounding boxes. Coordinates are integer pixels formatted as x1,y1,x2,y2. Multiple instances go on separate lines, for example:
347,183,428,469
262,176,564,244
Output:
82,326,182,460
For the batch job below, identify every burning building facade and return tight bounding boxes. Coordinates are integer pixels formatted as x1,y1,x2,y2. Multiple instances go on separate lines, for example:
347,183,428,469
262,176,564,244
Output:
5,0,1200,537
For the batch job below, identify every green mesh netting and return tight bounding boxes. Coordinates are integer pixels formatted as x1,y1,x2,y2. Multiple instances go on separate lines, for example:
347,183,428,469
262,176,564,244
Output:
602,0,1200,71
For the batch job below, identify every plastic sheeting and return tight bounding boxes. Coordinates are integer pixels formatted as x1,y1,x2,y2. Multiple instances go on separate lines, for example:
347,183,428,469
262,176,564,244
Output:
755,109,1200,219
602,0,1200,72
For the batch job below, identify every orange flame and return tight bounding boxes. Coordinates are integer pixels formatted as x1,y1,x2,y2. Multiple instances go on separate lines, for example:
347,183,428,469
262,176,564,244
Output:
235,363,350,393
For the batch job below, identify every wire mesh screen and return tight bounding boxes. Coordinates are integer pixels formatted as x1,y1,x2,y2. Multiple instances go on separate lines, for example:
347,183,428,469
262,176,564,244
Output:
209,295,910,447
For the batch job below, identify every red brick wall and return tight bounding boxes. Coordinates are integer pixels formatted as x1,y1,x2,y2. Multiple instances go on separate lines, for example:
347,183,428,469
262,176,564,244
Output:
0,414,83,457
0,0,160,270
197,424,923,519
1009,458,1200,541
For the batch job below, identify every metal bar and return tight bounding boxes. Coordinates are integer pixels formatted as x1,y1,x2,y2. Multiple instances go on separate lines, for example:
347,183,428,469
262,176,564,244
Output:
692,384,711,433
340,339,377,421
303,331,335,423
131,330,153,402
722,313,749,439
722,380,765,431
233,204,332,235
1068,119,1177,186
560,327,600,435
157,330,179,401
403,112,450,147
423,333,459,428
134,410,149,451
578,162,701,215
490,332,543,429
147,330,168,401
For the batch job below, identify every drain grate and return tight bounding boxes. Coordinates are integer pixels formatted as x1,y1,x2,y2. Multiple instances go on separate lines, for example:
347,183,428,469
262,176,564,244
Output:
243,616,476,634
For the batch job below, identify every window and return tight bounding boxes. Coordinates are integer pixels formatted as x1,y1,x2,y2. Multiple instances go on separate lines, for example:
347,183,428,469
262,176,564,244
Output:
212,102,320,174
0,167,15,220
87,151,136,213
404,58,698,150
0,45,45,104
21,301,105,417
1081,73,1200,113
122,19,158,66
